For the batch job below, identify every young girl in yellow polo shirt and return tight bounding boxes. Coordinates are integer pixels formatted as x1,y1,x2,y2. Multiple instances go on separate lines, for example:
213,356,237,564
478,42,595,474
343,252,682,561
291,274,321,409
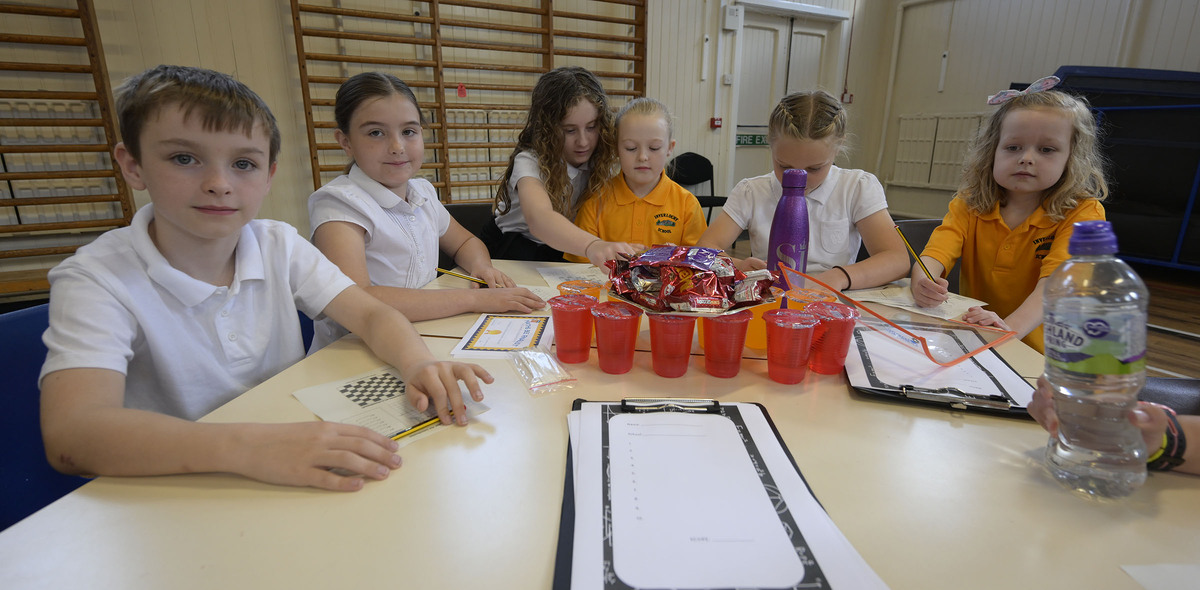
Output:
911,78,1108,352
566,98,706,261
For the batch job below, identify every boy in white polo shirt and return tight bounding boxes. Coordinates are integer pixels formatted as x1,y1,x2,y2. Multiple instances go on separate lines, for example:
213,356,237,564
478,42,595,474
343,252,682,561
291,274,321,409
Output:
38,65,491,492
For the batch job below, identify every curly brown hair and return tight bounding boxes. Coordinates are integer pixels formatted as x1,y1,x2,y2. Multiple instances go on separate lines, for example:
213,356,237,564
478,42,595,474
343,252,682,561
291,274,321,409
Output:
494,66,617,218
960,90,1108,221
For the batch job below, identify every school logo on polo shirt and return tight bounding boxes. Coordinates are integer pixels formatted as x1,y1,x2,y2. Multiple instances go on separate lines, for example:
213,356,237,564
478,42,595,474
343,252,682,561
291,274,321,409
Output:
1033,234,1055,260
654,213,679,234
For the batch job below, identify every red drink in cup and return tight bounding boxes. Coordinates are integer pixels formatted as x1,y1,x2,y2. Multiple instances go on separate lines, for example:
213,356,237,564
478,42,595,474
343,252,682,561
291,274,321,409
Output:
701,309,752,378
591,301,644,374
648,314,696,378
804,301,860,375
763,309,820,384
548,294,598,364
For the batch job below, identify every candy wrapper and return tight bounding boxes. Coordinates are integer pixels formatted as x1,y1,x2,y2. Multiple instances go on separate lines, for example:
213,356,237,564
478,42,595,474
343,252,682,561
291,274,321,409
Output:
606,246,776,313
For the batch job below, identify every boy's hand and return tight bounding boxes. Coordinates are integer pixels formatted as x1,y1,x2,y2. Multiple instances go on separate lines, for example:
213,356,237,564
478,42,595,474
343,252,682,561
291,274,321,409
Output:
586,240,643,268
470,287,546,313
236,422,402,492
471,266,517,289
910,272,949,307
403,360,494,426
961,306,1011,330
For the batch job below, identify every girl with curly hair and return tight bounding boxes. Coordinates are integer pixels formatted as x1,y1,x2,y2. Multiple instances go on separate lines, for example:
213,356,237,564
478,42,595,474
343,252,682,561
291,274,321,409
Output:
483,66,642,266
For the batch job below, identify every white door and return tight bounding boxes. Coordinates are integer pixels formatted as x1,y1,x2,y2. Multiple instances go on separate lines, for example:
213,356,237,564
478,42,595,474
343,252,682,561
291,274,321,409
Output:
732,12,843,187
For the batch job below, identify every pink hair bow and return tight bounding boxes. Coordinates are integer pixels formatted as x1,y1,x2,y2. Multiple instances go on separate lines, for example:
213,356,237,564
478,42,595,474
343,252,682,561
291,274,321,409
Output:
986,75,1061,105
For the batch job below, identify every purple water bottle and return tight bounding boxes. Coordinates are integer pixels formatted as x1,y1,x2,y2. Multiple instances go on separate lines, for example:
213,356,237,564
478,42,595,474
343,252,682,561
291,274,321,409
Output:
767,168,809,288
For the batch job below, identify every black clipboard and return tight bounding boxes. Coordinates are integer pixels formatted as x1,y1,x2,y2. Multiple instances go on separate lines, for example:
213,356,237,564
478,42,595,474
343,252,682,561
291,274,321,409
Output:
847,328,1034,418
551,398,828,590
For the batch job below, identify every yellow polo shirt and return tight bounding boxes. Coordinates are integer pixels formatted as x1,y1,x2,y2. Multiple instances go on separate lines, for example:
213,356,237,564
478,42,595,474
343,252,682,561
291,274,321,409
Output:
565,172,707,262
922,196,1106,352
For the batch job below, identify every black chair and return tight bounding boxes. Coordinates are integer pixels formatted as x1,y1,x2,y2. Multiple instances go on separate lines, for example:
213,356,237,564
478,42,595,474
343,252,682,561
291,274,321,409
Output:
666,152,725,224
857,218,959,293
0,303,88,531
441,202,496,269
666,152,714,196
1139,378,1200,415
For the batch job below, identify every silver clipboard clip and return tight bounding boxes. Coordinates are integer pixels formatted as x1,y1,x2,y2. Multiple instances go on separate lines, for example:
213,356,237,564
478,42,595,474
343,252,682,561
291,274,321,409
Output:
898,385,1012,411
620,398,721,414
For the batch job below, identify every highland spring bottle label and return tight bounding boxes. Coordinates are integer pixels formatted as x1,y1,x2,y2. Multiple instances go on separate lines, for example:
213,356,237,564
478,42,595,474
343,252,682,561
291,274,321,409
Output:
1044,310,1146,375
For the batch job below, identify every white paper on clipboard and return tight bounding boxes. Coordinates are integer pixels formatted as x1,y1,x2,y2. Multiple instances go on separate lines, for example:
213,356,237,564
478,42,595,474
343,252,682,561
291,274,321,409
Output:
565,401,889,590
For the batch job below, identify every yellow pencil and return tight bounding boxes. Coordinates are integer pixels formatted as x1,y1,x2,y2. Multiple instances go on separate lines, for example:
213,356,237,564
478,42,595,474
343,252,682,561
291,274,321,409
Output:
391,416,441,441
895,225,935,282
436,267,489,287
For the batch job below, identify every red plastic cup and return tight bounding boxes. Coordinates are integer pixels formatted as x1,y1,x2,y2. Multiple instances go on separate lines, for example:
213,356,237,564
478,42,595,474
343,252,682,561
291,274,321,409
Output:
763,309,820,384
701,309,752,378
591,301,644,374
648,314,696,378
804,301,861,375
548,294,598,364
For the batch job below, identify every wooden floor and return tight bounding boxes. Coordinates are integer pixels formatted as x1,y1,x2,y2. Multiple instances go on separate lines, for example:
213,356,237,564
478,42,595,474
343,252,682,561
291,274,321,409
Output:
1138,264,1200,379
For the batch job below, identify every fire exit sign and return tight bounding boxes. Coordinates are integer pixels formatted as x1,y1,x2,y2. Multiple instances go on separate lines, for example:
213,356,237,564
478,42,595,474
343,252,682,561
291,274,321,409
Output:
736,134,768,146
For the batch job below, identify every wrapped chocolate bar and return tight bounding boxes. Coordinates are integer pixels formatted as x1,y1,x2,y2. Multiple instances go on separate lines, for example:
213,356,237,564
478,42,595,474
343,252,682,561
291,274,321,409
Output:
606,245,776,314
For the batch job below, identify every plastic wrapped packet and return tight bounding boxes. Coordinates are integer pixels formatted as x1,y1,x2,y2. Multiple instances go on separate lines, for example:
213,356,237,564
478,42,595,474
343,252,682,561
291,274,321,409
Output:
607,245,776,314
508,349,576,397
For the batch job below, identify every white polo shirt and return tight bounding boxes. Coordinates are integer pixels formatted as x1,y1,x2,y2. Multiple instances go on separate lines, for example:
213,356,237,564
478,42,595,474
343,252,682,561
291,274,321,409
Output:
494,150,590,242
39,204,356,421
721,166,888,272
307,166,451,350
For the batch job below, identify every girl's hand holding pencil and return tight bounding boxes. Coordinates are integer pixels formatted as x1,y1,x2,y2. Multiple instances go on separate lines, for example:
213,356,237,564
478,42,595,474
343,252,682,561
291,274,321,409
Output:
896,226,951,308
910,273,950,308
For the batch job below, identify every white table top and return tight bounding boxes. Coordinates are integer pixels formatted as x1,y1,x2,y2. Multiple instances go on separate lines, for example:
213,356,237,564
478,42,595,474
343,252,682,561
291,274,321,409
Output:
2,263,1196,590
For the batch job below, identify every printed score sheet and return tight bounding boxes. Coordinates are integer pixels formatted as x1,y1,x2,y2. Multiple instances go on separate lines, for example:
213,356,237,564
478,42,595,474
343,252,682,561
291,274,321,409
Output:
450,314,554,359
294,367,489,447
847,278,986,321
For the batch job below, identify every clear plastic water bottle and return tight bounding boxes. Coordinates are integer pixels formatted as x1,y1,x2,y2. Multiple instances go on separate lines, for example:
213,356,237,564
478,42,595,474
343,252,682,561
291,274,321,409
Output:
767,168,809,289
1043,220,1149,499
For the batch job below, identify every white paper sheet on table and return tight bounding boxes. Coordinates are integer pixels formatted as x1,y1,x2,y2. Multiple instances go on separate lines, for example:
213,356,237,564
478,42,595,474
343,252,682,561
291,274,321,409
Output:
847,278,986,320
536,264,608,290
519,284,560,301
293,367,489,447
1121,564,1200,590
450,313,553,358
565,401,889,590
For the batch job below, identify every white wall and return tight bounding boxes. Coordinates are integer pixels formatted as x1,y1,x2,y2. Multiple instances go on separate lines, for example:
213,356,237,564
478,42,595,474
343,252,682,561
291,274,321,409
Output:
868,0,1200,218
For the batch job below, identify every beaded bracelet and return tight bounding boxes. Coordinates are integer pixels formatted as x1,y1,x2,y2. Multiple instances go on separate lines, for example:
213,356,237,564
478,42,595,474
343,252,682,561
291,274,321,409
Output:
832,265,852,291
1147,405,1187,472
